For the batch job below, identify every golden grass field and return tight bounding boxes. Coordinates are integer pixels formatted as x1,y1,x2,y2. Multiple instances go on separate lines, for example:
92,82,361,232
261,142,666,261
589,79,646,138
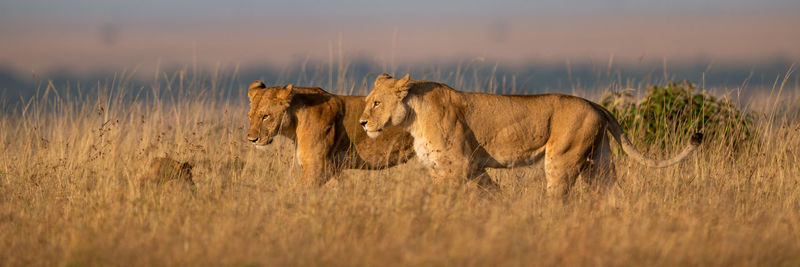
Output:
1,68,800,266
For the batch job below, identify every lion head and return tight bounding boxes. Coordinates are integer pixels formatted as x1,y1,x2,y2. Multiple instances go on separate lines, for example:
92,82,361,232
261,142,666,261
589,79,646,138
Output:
359,73,411,138
247,81,294,148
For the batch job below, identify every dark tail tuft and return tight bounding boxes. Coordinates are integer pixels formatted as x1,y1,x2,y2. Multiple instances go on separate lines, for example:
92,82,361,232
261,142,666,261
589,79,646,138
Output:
690,133,703,146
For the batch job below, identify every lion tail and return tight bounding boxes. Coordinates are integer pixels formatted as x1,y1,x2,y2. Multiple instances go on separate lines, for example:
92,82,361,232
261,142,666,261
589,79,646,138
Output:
592,102,703,168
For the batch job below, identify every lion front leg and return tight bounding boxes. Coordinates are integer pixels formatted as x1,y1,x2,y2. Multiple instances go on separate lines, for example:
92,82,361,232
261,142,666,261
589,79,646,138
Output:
295,121,338,188
427,154,470,186
428,156,498,191
429,168,466,186
296,146,335,187
298,159,334,187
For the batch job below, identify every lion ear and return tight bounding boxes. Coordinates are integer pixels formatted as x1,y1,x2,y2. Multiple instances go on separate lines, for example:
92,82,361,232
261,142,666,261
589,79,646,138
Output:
394,74,411,99
395,88,409,99
274,84,294,104
397,74,411,85
375,73,393,85
248,80,266,99
250,80,266,89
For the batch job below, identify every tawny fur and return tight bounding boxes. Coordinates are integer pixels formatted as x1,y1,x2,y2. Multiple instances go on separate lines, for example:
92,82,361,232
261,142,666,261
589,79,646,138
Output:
247,81,415,186
142,157,195,189
359,74,702,197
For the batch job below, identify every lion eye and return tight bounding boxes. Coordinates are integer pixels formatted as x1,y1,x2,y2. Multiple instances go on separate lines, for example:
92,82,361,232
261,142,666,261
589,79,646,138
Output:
373,101,381,108
262,114,270,120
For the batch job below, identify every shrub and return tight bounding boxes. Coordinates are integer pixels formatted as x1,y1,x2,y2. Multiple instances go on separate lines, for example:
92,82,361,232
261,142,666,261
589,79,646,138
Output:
600,81,757,152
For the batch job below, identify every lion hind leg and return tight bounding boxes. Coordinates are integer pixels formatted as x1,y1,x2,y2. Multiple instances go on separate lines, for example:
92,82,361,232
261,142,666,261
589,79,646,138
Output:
544,134,597,198
580,133,617,188
544,155,582,198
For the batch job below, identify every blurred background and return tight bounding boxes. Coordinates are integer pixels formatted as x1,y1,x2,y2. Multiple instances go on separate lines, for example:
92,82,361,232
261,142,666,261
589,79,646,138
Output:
1,0,799,100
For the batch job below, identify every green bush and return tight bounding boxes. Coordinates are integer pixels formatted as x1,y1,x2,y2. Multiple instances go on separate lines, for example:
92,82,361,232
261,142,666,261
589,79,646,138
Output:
600,81,757,151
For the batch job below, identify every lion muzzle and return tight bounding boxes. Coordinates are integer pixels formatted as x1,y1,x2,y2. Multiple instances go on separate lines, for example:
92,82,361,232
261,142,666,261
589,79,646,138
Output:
359,120,383,138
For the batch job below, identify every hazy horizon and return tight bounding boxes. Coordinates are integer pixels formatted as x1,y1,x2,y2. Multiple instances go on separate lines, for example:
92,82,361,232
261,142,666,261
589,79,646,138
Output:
1,0,799,80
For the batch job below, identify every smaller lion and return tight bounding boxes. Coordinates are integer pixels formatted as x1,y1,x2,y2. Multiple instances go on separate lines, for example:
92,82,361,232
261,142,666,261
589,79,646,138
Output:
141,157,195,191
246,81,414,187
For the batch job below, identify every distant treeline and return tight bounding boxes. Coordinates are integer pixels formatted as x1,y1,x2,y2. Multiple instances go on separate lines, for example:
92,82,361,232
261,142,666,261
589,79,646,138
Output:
1,58,797,109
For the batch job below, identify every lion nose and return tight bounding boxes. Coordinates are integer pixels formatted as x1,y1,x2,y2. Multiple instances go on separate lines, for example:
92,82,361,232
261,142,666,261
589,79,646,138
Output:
359,120,367,127
247,136,259,143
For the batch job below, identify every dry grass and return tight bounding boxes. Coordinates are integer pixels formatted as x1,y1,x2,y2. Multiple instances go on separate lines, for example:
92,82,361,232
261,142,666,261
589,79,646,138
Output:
2,69,800,266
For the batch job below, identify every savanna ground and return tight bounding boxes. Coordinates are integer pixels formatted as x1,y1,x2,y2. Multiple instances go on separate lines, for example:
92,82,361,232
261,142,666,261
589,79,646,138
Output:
1,65,800,266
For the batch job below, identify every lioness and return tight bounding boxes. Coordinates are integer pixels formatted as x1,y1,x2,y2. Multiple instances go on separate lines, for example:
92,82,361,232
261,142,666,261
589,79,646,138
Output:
246,81,414,186
359,74,702,197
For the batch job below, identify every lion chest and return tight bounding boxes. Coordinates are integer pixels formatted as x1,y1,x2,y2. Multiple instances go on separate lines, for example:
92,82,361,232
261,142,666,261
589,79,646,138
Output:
406,121,451,170
413,136,440,168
